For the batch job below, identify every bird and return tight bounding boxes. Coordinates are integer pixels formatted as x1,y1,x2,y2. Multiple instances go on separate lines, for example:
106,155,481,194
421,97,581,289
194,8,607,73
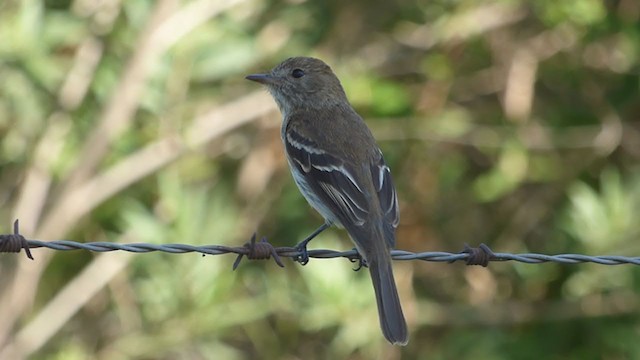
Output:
245,57,408,345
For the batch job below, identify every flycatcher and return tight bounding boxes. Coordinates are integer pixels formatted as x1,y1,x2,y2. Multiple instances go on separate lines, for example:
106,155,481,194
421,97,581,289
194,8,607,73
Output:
246,57,408,345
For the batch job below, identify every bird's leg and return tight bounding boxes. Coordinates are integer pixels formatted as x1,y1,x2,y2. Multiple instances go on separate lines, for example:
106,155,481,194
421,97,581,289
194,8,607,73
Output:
294,222,331,265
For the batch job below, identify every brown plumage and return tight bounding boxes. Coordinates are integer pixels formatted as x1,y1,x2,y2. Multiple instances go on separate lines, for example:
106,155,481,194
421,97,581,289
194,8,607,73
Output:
246,57,408,345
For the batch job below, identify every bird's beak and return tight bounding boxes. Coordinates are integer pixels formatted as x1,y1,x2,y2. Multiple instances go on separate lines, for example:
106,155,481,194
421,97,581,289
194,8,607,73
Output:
245,73,274,85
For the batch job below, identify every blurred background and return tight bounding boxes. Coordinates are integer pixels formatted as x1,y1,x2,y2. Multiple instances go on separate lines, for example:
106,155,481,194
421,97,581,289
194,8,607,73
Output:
0,0,639,358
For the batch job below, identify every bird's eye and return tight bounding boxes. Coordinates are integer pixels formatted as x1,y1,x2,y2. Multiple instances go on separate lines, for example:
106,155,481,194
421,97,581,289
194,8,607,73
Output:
291,69,305,78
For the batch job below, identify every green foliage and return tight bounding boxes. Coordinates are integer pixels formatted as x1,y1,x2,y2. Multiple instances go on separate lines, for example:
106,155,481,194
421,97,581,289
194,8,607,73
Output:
565,168,640,251
1,0,639,359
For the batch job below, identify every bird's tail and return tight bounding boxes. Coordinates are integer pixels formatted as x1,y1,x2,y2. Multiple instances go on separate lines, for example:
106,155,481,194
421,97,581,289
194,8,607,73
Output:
368,251,408,345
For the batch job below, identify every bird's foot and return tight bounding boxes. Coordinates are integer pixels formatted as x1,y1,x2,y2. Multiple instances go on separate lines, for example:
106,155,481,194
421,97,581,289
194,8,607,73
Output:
293,222,331,265
294,238,313,265
349,248,368,271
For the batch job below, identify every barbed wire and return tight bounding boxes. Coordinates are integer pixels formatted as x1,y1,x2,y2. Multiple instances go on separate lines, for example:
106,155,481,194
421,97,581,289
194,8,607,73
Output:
2,220,640,268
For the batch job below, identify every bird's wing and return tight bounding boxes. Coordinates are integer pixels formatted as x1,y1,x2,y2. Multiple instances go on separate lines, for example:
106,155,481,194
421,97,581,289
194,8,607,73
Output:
285,116,400,249
370,149,399,247
284,122,370,228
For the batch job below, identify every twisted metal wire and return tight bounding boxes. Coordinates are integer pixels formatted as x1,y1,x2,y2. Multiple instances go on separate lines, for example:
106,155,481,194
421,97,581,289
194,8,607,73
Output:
2,220,640,266
18,238,640,266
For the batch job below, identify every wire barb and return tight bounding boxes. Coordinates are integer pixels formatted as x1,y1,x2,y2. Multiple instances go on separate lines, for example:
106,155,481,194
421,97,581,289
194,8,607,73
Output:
460,243,495,267
0,220,33,260
233,233,285,270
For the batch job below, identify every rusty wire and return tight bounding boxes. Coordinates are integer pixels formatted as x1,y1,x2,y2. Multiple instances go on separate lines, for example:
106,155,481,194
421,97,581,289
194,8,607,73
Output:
2,220,640,268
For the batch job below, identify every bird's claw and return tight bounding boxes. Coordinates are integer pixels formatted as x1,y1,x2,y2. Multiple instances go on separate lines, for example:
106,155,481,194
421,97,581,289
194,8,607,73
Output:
294,239,312,265
349,248,368,271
